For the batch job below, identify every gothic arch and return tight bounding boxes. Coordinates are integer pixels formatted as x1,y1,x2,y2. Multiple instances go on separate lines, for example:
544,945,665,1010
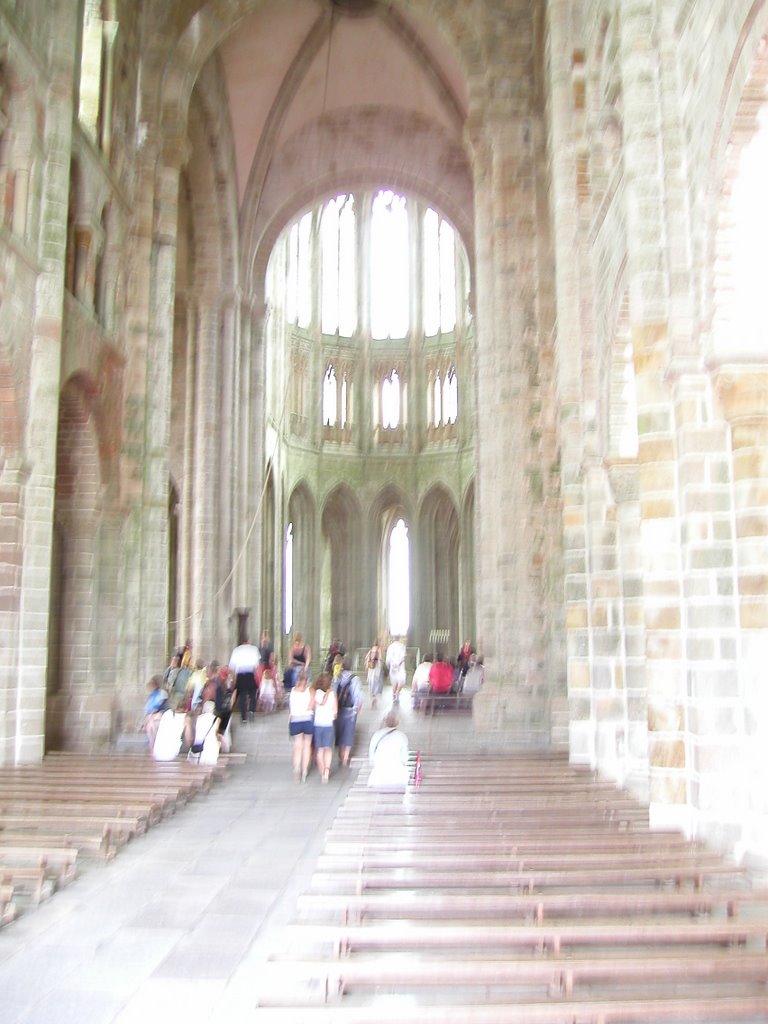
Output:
48,375,110,750
320,483,363,652
417,484,459,656
286,480,317,648
243,109,474,293
369,483,412,643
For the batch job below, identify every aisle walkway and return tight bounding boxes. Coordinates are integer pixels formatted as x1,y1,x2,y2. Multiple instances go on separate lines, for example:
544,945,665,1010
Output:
0,686,492,1024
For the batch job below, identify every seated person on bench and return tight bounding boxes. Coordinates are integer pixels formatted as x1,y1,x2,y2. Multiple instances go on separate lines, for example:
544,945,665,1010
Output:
411,654,433,709
428,654,454,697
141,675,170,747
368,709,410,791
461,654,484,697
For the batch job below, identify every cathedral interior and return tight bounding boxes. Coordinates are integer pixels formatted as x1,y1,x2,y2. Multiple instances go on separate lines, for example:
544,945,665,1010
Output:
3,0,768,872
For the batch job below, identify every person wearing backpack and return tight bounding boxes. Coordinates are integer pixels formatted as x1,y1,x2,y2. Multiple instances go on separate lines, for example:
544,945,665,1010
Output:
333,655,363,768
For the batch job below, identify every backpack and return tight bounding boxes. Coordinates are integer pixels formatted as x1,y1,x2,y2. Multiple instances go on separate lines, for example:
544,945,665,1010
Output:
338,674,357,710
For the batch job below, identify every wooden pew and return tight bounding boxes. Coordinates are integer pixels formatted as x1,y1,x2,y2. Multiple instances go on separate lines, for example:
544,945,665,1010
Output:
314,848,733,874
0,846,77,887
250,994,768,1023
280,917,768,957
296,888,767,924
262,949,768,1001
0,829,115,860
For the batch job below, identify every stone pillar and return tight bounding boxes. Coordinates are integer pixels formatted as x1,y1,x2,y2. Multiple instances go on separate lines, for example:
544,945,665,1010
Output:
121,130,189,698
547,0,597,760
14,2,80,762
618,2,687,818
191,303,220,655
467,98,548,742
714,366,768,853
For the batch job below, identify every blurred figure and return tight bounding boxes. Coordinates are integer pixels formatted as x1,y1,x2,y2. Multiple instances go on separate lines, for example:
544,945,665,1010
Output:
385,636,407,704
312,673,338,783
365,639,383,708
334,656,363,768
288,668,314,782
368,709,410,791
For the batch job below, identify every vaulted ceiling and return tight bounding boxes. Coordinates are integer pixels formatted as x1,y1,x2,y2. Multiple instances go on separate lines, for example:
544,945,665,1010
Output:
216,0,468,206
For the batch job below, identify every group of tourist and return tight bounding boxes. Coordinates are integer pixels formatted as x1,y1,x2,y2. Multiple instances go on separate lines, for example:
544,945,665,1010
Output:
410,642,485,709
140,631,480,786
288,654,364,783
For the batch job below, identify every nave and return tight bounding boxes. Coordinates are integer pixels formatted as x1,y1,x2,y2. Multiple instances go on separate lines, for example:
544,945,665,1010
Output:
2,699,768,1023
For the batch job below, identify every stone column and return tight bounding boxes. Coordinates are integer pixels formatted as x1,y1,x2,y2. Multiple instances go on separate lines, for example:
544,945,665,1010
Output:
121,130,189,696
547,0,597,761
14,2,80,762
191,303,220,656
467,97,548,742
618,3,688,818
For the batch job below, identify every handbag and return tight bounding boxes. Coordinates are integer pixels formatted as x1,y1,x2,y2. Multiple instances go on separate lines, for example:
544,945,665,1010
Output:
190,719,216,755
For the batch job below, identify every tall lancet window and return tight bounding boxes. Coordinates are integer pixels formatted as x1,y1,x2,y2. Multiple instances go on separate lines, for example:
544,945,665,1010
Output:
388,518,410,636
433,372,442,427
423,208,457,335
322,365,337,427
371,190,409,339
287,211,312,329
321,194,356,336
381,369,401,429
443,366,458,424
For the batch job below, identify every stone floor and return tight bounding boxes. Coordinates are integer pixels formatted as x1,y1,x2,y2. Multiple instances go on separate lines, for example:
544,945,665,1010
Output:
0,685,507,1024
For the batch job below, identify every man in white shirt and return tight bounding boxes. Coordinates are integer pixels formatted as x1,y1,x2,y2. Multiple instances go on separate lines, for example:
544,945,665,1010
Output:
385,636,407,704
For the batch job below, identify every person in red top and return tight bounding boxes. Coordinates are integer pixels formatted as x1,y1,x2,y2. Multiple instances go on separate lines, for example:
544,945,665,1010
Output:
428,655,454,694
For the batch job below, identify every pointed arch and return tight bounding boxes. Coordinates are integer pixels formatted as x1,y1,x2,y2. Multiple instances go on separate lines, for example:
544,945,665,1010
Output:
418,484,459,656
321,483,363,651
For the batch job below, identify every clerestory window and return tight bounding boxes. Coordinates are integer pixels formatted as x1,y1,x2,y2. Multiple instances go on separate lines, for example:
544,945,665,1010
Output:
423,208,457,335
322,363,350,430
381,368,402,429
371,190,409,340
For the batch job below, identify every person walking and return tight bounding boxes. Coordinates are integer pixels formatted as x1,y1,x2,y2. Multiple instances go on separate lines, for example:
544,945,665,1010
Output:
334,656,363,768
312,673,338,783
385,635,407,704
288,668,314,782
228,637,260,723
365,639,383,708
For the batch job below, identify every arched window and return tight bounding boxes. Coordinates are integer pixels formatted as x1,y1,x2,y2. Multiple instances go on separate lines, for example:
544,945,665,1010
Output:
728,110,768,350
387,518,410,636
433,372,442,427
322,365,337,427
381,369,401,429
284,522,294,635
287,212,312,329
423,208,457,335
443,367,458,424
371,190,409,339
321,194,356,336
78,1,118,152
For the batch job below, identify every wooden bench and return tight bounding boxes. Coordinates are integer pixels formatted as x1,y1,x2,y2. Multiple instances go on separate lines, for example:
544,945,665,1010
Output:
0,828,116,860
262,949,768,1001
0,846,77,887
415,692,474,715
314,848,735,874
0,866,55,905
249,995,768,1023
310,862,746,895
280,917,768,957
322,833,704,857
297,888,764,924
